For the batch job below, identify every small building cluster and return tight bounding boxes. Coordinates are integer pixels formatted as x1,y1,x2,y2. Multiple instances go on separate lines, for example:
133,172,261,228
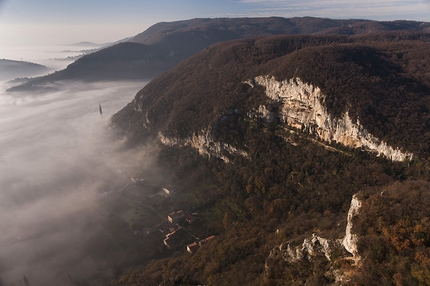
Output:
121,180,216,254
161,210,211,251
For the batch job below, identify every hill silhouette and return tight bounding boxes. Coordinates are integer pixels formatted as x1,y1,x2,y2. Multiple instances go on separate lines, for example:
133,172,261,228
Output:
0,59,48,81
8,17,430,91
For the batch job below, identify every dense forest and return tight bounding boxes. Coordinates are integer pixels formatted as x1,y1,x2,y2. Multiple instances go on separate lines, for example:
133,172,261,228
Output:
107,31,430,285
109,132,429,285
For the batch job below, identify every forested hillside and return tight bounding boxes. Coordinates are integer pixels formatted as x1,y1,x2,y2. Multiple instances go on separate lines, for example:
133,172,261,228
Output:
113,32,430,157
106,31,430,285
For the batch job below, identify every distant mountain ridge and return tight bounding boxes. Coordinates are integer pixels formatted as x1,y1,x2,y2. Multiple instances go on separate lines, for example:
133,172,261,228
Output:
129,17,430,45
67,41,102,47
8,17,430,91
0,59,48,81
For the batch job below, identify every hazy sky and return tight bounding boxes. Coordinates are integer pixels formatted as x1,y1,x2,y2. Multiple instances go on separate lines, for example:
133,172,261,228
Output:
0,0,429,47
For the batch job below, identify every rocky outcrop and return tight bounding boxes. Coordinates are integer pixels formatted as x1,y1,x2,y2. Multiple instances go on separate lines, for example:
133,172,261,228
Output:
342,194,362,264
158,129,248,163
267,233,338,265
265,194,363,283
264,233,343,283
248,76,413,162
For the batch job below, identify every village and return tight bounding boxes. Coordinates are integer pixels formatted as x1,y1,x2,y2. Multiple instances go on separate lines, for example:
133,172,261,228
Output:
75,169,221,274
47,159,232,284
124,179,216,254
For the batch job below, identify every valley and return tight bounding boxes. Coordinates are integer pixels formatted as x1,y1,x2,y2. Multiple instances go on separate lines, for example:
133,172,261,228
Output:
2,16,430,286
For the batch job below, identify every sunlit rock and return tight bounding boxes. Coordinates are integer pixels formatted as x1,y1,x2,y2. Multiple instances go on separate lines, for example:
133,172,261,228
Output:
158,129,248,162
249,76,413,162
342,194,362,264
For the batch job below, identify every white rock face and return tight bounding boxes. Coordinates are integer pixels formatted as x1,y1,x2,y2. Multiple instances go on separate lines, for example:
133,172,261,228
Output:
265,235,342,282
267,233,337,265
158,129,248,163
301,233,336,261
266,195,364,282
249,76,413,162
342,195,362,263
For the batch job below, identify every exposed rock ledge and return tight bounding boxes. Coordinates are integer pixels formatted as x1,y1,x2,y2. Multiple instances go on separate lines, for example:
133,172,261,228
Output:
267,233,337,265
342,194,362,264
158,129,249,163
247,76,413,162
265,195,363,284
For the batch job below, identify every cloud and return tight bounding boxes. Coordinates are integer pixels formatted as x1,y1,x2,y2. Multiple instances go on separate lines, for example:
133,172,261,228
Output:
236,0,430,21
0,80,157,285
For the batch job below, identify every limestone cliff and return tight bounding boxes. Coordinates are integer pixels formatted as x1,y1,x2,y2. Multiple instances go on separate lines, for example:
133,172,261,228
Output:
158,129,248,163
264,232,344,284
267,233,337,265
342,194,362,264
158,75,413,163
247,76,413,162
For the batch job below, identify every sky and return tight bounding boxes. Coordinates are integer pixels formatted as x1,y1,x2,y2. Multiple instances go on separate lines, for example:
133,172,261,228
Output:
0,0,429,48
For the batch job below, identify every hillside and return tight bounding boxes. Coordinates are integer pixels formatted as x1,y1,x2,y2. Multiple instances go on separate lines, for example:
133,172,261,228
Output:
8,17,430,91
107,32,430,285
112,32,430,158
0,59,48,81
130,17,430,45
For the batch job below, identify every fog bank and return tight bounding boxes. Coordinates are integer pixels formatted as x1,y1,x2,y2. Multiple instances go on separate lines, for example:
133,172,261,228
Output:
0,80,152,285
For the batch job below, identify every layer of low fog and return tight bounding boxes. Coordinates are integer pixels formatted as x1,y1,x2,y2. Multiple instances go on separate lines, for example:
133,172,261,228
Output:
0,80,155,285
0,43,104,81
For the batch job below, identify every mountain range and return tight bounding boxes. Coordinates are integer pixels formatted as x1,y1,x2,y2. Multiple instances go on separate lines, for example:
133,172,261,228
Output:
6,17,430,285
7,17,430,91
106,20,430,286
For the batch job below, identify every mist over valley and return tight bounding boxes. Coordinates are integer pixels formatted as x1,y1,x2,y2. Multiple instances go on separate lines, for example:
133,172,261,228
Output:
0,78,158,285
1,15,430,286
